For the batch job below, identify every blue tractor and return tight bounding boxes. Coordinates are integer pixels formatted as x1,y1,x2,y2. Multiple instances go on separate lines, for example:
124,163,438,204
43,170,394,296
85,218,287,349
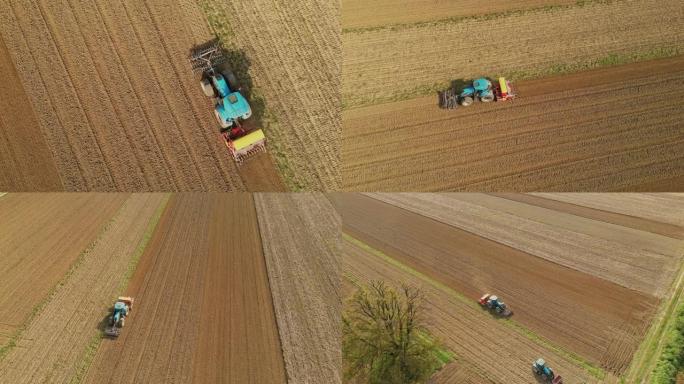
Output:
459,77,495,106
533,358,563,384
479,293,512,317
104,297,134,338
440,77,516,109
190,40,266,163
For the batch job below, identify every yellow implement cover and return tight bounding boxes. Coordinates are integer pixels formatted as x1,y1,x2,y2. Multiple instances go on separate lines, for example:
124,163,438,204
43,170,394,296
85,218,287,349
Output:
499,77,508,94
233,129,265,151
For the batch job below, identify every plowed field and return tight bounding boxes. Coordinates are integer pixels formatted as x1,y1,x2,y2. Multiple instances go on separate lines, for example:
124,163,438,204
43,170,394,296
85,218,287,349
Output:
0,193,127,344
0,0,283,191
255,193,341,383
0,35,60,191
333,193,684,377
84,194,287,384
0,194,166,384
204,0,341,190
343,57,684,190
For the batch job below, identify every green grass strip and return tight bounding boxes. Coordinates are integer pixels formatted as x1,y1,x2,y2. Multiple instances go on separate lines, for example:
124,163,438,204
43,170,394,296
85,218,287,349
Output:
343,232,606,379
0,200,130,361
343,0,620,34
68,194,171,384
651,299,684,383
197,0,304,191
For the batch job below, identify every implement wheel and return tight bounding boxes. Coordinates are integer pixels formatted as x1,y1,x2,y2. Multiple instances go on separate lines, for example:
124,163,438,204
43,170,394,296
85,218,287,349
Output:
200,78,215,97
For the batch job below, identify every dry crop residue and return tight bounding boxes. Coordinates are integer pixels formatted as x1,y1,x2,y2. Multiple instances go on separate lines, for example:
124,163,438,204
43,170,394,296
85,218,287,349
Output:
0,34,60,190
205,0,341,190
343,0,576,30
0,194,165,384
84,194,286,384
255,193,341,383
333,193,670,376
0,193,127,345
343,57,684,191
342,0,684,107
0,0,285,191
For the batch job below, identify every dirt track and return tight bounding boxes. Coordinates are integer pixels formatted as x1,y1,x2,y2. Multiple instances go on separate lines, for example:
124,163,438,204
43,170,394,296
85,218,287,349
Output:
0,194,165,384
343,56,684,191
255,193,341,383
343,236,607,384
85,194,287,384
342,0,684,107
208,0,341,190
0,193,126,344
334,194,662,375
343,0,575,30
0,35,60,191
0,0,283,191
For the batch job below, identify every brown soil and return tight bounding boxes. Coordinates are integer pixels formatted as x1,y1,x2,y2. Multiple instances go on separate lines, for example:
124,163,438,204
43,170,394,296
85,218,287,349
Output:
343,0,575,29
0,34,61,191
343,236,607,384
254,193,341,383
239,151,286,191
0,193,127,339
207,0,341,190
366,193,683,297
0,195,165,384
334,194,661,375
342,56,684,191
84,194,287,384
0,0,284,191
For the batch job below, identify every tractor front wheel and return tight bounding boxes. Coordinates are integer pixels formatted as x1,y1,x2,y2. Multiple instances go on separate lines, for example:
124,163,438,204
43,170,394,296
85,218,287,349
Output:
460,96,474,106
201,78,215,97
480,94,494,102
225,71,239,91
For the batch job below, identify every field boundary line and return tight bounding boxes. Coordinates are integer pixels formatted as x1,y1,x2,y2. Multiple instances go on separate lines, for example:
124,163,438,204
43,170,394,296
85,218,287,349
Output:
343,232,607,379
0,195,131,361
344,47,681,109
197,0,303,191
624,250,684,383
343,0,622,34
69,193,170,384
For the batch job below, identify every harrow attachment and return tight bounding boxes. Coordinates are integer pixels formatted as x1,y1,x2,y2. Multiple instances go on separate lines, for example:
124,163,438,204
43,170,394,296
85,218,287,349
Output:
189,39,226,73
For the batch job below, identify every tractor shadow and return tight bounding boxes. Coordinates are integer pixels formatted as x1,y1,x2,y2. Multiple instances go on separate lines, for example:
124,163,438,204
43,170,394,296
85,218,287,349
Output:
96,312,111,333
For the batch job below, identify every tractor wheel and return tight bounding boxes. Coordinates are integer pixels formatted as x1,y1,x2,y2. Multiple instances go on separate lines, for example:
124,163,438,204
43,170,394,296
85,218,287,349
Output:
214,109,232,129
480,93,495,102
200,78,215,97
225,71,239,91
460,96,474,106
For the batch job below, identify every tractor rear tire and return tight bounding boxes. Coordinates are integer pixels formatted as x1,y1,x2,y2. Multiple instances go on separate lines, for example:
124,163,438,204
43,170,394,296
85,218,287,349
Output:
201,78,215,97
225,71,239,91
460,96,474,106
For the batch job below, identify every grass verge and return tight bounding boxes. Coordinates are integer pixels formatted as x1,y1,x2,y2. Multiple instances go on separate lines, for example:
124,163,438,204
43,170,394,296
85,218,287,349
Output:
68,194,171,384
197,0,304,191
343,232,606,380
651,301,684,383
625,258,684,383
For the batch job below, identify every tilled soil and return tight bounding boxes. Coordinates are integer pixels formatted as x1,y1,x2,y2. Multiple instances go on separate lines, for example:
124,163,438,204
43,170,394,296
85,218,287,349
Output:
0,34,60,191
333,194,663,375
0,0,283,191
343,236,608,384
367,193,684,297
208,0,341,190
84,194,287,384
0,194,165,384
342,0,684,107
255,193,341,383
0,193,127,340
342,57,684,191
